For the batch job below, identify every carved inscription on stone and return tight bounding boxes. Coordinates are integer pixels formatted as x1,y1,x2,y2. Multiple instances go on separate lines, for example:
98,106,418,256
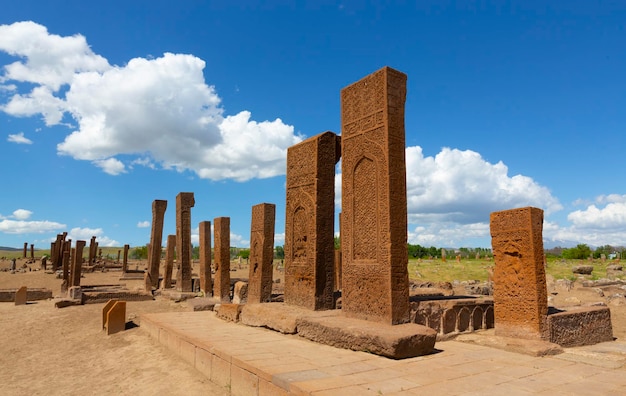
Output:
247,203,275,303
214,217,231,302
340,67,409,324
148,200,167,289
284,132,339,310
490,207,548,340
176,192,195,292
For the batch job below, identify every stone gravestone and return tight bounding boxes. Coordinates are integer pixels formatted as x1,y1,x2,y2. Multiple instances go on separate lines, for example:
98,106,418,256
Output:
88,236,96,265
14,286,27,305
162,235,176,289
104,300,127,335
284,131,340,310
176,193,195,292
148,200,167,289
122,244,129,273
198,221,212,295
247,203,276,304
102,299,118,328
70,240,86,288
340,66,410,325
213,217,231,302
490,207,548,340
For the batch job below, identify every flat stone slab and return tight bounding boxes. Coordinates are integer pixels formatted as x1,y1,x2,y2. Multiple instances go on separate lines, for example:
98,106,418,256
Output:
54,298,82,308
158,289,197,302
188,297,220,311
456,331,563,356
240,302,337,334
296,314,437,359
82,290,153,304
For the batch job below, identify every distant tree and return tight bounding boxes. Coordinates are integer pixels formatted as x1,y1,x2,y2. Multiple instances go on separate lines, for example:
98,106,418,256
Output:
594,245,614,259
275,245,284,259
562,244,592,260
130,245,148,260
334,236,341,250
191,245,199,260
239,249,250,260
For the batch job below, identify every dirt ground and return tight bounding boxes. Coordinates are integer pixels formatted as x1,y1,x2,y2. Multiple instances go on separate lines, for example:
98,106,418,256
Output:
0,258,624,395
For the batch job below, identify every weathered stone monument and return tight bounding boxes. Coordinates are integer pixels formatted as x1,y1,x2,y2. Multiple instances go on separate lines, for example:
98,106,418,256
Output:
122,244,129,273
14,286,27,305
213,217,231,302
247,203,276,304
340,66,410,325
103,299,127,335
176,192,195,292
22,242,27,258
490,207,548,340
491,206,613,347
148,200,167,289
284,131,340,310
70,240,86,288
198,221,212,295
162,235,176,289
88,236,97,265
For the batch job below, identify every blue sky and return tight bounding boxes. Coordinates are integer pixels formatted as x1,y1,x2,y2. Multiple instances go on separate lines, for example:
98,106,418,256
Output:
1,1,625,250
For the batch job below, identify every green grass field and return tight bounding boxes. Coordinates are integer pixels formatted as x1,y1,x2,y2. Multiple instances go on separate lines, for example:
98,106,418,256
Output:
2,248,620,283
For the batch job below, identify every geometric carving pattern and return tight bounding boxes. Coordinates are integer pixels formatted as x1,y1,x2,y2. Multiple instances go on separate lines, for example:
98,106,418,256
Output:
340,66,410,324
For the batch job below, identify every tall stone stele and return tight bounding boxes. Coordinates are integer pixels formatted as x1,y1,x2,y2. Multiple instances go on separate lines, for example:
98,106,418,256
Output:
490,206,548,340
247,203,276,304
176,192,195,292
148,200,168,289
198,221,212,295
284,131,340,310
340,66,410,325
213,217,231,302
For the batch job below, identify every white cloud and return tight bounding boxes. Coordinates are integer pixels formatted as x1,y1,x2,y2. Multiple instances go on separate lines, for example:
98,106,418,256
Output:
12,209,33,220
0,219,65,234
7,132,32,144
0,21,110,90
93,157,126,175
0,21,301,181
67,227,118,247
137,221,150,228
335,146,561,247
567,201,626,230
405,146,562,224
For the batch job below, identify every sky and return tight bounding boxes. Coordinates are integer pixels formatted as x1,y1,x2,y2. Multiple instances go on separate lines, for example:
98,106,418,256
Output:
0,1,625,251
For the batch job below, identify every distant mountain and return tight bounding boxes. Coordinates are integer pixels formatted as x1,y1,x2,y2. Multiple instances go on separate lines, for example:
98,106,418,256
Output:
0,246,21,251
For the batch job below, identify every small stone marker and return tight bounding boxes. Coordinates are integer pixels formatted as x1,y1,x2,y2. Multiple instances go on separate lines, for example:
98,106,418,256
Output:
102,299,118,328
104,300,126,335
14,286,27,305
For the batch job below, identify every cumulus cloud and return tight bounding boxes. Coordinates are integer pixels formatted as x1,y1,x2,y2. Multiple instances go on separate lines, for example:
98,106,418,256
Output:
568,201,626,229
0,21,301,181
94,157,126,175
0,219,65,234
335,146,561,247
12,209,33,220
67,227,118,247
7,132,32,144
137,221,150,228
405,147,562,224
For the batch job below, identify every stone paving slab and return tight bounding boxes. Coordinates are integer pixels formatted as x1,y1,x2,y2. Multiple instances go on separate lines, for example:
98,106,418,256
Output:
141,311,626,395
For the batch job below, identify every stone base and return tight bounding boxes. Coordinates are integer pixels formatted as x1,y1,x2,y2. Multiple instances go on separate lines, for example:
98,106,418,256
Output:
54,298,82,308
188,297,221,311
215,303,243,322
159,289,198,302
297,313,437,359
456,331,563,356
240,302,337,334
548,306,614,347
82,290,154,304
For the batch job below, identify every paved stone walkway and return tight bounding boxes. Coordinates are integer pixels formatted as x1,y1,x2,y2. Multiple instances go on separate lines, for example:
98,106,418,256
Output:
141,311,626,395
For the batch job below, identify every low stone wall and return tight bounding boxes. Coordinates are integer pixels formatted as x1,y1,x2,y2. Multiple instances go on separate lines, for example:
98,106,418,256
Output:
0,288,53,302
548,306,614,347
411,297,494,339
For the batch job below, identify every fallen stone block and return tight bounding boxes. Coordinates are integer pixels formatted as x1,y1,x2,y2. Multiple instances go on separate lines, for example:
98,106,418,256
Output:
548,306,614,347
188,297,220,311
296,314,437,359
240,302,336,334
215,303,243,322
